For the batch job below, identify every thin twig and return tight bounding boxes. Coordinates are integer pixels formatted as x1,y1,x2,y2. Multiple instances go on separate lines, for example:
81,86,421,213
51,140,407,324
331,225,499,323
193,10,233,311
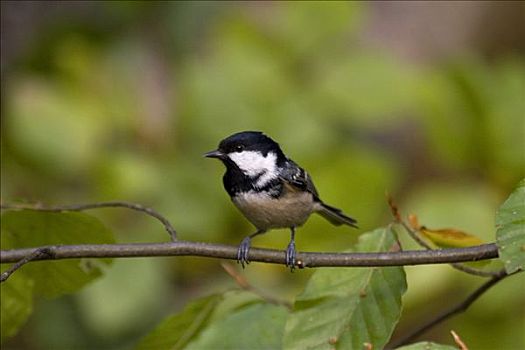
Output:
388,269,511,348
0,247,53,282
451,330,468,350
220,262,292,309
387,196,500,277
0,202,177,241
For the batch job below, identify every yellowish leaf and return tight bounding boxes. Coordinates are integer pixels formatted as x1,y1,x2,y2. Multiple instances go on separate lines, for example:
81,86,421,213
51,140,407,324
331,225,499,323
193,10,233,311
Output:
420,227,484,248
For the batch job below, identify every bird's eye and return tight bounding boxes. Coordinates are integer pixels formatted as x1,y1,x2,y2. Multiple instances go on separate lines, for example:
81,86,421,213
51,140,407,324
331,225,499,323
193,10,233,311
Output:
234,145,244,152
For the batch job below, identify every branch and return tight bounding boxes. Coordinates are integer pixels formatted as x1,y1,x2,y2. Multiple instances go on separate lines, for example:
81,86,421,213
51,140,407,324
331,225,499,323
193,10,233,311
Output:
0,202,177,241
388,268,513,348
1,241,499,267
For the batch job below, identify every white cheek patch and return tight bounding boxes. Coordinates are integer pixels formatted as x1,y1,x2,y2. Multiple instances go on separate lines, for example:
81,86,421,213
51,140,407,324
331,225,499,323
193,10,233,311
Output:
228,151,278,187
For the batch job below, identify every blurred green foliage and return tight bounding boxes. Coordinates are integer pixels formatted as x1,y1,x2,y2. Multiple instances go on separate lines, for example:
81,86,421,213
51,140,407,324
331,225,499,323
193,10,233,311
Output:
1,2,524,349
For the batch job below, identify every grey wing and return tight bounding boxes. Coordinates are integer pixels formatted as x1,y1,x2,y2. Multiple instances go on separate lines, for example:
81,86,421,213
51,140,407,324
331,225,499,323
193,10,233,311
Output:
280,159,320,199
282,160,358,228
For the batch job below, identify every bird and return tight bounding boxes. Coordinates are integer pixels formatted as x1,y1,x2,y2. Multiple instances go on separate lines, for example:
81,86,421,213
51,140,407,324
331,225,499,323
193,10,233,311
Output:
204,131,358,270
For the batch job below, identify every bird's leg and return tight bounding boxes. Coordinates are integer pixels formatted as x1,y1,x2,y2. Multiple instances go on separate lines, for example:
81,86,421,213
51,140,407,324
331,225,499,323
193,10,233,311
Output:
285,227,297,271
237,229,266,269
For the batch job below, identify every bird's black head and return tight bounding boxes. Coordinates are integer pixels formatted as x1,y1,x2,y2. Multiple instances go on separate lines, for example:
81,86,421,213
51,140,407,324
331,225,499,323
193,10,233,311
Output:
204,131,287,188
204,131,286,162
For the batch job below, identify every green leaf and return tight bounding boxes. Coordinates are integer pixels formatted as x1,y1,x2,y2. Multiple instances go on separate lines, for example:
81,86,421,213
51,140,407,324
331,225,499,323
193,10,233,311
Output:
1,211,115,297
136,293,223,350
185,303,288,350
496,179,525,274
395,342,457,350
283,227,407,350
0,232,34,343
137,290,277,350
0,271,34,343
206,289,265,321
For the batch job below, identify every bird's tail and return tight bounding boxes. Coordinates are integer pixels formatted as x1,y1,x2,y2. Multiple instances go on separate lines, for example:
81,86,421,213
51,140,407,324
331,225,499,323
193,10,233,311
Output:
315,202,358,228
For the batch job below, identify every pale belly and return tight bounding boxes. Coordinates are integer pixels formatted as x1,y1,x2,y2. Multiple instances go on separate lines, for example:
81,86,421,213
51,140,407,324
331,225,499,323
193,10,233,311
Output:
232,190,315,230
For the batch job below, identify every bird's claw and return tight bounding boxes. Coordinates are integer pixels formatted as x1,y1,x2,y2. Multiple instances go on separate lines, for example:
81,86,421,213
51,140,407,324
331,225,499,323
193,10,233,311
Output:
285,240,296,271
237,236,251,269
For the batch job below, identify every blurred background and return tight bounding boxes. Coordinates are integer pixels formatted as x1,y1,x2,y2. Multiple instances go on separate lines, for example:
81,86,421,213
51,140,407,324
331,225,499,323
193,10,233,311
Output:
1,1,524,349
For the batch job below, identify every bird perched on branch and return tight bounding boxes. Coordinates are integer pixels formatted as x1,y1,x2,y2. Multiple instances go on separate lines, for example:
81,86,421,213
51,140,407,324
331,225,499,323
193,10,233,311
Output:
205,131,358,270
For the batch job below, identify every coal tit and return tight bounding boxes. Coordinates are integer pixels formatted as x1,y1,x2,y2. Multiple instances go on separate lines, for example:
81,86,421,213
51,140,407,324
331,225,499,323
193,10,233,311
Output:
205,131,358,270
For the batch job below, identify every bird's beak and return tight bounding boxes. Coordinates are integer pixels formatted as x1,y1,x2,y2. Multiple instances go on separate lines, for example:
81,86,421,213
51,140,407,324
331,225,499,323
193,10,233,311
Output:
203,149,225,159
